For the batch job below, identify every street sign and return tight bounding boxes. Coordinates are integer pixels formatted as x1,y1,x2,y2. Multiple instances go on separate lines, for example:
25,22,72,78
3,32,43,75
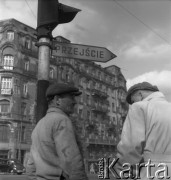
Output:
52,42,116,62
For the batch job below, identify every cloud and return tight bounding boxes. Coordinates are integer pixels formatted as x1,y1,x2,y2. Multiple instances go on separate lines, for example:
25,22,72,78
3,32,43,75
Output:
122,31,171,60
0,0,37,28
124,44,171,59
127,70,171,102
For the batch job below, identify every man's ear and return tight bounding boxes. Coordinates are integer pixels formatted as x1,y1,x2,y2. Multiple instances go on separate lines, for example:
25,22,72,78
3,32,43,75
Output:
54,95,60,106
139,91,144,100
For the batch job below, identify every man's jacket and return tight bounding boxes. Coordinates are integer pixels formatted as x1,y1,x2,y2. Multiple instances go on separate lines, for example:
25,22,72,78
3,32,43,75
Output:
26,107,88,180
117,92,171,179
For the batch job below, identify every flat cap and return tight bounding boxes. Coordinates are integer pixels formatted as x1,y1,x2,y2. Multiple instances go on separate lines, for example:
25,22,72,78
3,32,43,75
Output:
46,83,82,98
126,82,159,104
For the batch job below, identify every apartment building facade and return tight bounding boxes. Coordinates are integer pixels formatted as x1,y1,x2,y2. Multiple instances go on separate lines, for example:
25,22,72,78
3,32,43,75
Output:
51,42,128,172
0,19,128,172
0,19,37,165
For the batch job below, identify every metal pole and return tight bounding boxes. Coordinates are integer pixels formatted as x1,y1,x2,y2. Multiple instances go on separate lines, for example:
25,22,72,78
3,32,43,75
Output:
36,37,51,123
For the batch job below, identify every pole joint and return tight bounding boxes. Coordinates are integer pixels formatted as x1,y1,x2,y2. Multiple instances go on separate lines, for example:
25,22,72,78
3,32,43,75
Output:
36,42,52,49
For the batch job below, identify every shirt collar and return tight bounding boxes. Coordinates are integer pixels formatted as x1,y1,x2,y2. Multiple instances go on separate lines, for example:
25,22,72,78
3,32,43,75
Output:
143,91,165,102
47,106,67,116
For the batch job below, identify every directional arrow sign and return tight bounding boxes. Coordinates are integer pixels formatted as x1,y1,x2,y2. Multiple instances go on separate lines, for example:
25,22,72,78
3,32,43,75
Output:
52,42,116,62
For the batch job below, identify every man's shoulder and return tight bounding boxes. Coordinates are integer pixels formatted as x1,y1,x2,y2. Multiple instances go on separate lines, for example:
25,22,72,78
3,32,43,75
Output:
129,101,149,114
131,101,147,108
45,109,71,127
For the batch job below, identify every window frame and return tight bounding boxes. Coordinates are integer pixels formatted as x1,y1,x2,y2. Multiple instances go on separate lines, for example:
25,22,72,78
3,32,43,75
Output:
49,67,54,79
1,77,12,89
25,37,31,50
24,61,29,71
7,31,14,41
0,99,10,113
23,83,28,95
3,55,14,70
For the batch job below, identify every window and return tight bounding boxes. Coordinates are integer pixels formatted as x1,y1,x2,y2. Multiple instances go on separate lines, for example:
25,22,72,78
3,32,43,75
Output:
21,126,26,142
110,77,113,84
1,77,12,95
98,72,101,80
104,74,106,81
113,90,117,98
0,150,9,159
14,85,19,95
79,109,83,118
85,66,89,73
87,81,91,89
103,86,106,93
49,68,54,79
114,117,117,125
25,38,31,49
95,82,98,90
70,72,74,82
7,31,14,41
80,95,83,103
87,110,90,120
112,103,114,112
0,126,9,142
61,67,65,80
23,84,27,94
99,84,102,90
0,100,10,113
92,69,95,76
87,94,91,105
80,78,84,87
108,88,111,95
14,79,20,95
65,58,70,64
92,81,95,89
24,61,29,71
1,77,12,89
3,55,14,70
21,102,26,116
93,112,97,119
66,72,69,82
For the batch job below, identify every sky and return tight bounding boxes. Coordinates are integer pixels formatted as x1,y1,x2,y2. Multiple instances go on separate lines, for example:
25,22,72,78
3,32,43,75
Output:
0,0,171,101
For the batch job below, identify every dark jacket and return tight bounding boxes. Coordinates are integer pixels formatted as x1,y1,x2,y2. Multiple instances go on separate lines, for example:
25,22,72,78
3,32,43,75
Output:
26,107,88,180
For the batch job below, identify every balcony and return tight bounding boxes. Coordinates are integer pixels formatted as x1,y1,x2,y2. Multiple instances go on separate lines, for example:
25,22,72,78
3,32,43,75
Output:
0,112,11,118
20,47,38,58
87,150,117,161
0,66,37,78
85,137,117,146
91,89,108,99
1,88,12,95
23,69,37,77
91,104,108,114
2,66,14,70
19,138,32,145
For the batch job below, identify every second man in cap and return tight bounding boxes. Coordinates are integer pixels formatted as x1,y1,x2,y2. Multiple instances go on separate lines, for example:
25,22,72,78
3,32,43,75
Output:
26,83,88,180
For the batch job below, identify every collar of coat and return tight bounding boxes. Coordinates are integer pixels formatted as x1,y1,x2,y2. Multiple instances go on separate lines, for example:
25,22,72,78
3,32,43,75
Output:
47,106,67,116
143,91,166,102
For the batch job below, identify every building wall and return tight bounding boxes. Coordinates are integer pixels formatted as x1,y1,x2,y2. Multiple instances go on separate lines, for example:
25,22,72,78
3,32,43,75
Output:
0,19,37,163
0,19,128,172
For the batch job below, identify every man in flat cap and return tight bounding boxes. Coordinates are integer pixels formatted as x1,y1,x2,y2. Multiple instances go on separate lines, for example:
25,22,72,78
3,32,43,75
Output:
115,82,171,179
26,83,88,180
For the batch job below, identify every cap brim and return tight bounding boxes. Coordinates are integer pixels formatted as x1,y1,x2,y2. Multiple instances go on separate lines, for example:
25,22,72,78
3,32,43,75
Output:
126,94,132,104
126,89,138,104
